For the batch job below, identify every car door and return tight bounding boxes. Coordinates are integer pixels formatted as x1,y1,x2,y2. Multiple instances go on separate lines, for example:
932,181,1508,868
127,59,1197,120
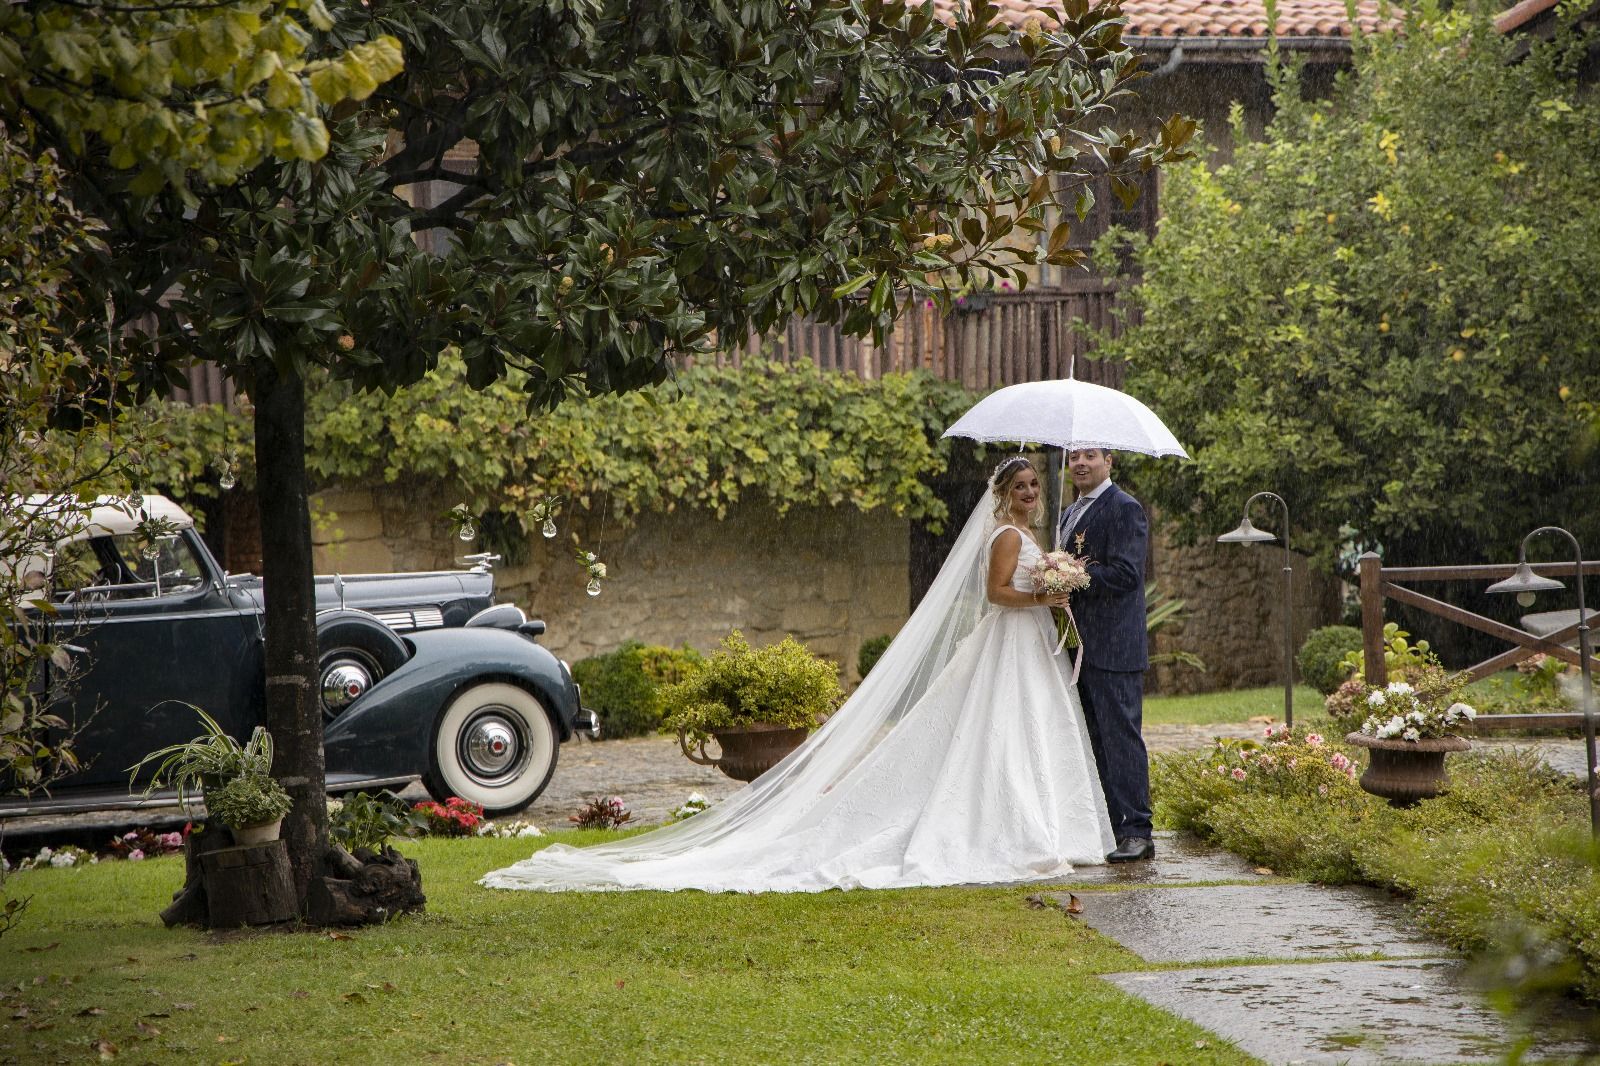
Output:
49,529,262,791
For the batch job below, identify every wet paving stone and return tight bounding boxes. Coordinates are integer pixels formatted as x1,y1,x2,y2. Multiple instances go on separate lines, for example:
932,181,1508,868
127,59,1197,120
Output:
1103,958,1596,1065
1059,830,1264,887
1075,882,1447,962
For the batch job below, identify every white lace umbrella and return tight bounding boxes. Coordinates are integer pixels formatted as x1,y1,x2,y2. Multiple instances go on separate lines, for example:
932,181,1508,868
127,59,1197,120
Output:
941,378,1188,458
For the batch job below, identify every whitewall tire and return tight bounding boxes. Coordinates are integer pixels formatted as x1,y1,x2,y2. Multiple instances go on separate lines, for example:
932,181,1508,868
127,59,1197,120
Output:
423,682,558,816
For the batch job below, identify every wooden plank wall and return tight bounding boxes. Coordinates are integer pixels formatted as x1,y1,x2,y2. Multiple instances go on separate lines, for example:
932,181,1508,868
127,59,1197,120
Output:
717,276,1130,390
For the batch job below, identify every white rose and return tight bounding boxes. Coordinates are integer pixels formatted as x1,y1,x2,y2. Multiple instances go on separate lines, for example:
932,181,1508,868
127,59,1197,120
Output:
1403,727,1420,741
1388,681,1415,695
1368,691,1387,707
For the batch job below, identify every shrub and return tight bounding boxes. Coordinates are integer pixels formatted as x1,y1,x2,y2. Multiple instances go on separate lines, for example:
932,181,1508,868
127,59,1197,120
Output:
1323,676,1367,723
660,631,842,745
412,797,485,836
329,791,425,854
570,796,632,829
857,634,892,678
572,641,704,739
1297,625,1363,694
1336,622,1434,685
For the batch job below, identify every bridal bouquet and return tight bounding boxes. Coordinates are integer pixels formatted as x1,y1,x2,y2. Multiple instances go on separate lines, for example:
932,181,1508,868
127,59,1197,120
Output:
1029,551,1091,651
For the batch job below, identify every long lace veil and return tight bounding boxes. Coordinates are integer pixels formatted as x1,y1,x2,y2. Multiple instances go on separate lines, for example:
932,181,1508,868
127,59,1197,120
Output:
480,496,1000,891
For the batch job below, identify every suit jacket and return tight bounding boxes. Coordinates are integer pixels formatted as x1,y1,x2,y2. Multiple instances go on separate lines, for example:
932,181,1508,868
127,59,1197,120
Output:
1058,481,1149,672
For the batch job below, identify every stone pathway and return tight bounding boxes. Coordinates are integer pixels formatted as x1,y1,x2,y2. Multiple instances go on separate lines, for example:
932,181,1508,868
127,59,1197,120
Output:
1067,832,1596,1065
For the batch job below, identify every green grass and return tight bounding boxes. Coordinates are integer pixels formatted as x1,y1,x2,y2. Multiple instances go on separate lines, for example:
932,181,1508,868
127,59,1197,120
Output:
0,834,1261,1065
1142,685,1323,727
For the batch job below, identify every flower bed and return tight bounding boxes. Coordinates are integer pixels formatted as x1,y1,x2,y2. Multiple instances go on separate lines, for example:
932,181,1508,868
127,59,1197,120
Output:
1153,729,1600,1002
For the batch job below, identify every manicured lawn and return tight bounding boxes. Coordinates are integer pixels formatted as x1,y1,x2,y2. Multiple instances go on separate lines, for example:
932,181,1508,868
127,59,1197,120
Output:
1142,685,1323,727
0,833,1260,1065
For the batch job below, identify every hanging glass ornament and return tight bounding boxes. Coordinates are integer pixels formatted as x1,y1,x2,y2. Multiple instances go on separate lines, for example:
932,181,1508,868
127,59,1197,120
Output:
542,517,558,539
127,489,144,510
219,466,237,491
459,521,478,542
586,577,602,597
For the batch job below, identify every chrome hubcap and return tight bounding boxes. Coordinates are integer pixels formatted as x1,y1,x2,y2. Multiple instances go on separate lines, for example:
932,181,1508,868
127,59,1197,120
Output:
320,661,371,717
462,711,523,779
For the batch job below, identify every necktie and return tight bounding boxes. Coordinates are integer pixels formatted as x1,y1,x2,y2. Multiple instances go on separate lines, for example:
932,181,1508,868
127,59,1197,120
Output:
1060,495,1093,542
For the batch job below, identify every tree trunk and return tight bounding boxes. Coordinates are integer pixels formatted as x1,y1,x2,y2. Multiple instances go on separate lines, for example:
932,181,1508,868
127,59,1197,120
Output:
251,359,326,909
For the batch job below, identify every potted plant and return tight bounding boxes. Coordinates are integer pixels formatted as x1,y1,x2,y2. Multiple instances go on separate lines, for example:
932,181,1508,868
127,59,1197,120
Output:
129,707,287,843
204,770,293,844
661,632,842,782
1345,670,1477,805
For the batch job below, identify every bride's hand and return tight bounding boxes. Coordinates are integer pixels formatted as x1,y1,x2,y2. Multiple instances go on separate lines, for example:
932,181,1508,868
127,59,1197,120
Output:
1038,592,1072,609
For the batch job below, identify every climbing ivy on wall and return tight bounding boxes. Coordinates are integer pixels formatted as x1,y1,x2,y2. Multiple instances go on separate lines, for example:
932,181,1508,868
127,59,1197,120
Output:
144,359,983,533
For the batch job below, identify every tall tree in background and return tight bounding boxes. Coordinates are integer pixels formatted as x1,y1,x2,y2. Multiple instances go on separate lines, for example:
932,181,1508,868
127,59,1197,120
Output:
23,0,1193,912
1098,12,1600,577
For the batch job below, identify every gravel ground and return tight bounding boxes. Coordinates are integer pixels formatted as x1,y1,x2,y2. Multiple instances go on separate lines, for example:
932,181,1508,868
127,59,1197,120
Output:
4,723,1589,851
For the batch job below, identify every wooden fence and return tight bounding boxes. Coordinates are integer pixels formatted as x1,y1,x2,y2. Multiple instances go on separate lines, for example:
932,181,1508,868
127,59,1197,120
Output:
714,276,1130,390
1357,552,1598,731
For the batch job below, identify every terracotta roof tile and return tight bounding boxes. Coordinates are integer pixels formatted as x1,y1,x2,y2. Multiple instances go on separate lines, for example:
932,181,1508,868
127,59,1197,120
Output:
932,0,1390,41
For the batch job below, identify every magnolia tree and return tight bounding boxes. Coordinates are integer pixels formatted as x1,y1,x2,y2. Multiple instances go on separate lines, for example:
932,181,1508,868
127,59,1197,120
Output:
29,0,1193,911
1097,12,1600,575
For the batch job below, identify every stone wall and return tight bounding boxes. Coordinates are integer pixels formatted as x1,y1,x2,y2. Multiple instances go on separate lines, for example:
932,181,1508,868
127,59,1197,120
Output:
310,487,909,681
1147,521,1345,695
309,485,1342,693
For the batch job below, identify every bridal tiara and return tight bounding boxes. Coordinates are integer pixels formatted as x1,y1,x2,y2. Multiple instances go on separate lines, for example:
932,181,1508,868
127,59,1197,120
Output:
990,455,1033,488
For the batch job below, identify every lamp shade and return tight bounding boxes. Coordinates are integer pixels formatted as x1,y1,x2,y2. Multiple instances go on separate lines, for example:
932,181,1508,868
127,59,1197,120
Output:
1485,561,1565,596
1217,517,1277,544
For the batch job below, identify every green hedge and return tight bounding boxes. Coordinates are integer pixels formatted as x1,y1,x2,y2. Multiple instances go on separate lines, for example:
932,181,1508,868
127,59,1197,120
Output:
857,634,892,679
1154,736,1600,1003
571,642,704,740
1296,625,1364,695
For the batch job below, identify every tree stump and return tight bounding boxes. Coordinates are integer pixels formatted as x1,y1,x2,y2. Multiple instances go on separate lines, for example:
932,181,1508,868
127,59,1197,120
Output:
306,846,425,927
160,826,232,928
199,840,298,927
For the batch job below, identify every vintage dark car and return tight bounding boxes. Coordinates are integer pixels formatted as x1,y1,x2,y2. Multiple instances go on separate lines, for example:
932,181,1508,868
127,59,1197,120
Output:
7,495,597,817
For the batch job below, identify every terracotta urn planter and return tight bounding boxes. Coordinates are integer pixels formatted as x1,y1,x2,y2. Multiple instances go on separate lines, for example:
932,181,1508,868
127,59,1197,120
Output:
1345,733,1471,806
678,723,810,782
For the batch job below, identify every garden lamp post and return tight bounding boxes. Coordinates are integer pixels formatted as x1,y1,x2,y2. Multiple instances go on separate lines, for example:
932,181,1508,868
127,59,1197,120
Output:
1485,526,1599,838
1218,492,1294,730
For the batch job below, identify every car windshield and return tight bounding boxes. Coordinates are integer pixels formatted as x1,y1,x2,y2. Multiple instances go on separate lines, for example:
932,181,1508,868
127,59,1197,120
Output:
51,533,206,600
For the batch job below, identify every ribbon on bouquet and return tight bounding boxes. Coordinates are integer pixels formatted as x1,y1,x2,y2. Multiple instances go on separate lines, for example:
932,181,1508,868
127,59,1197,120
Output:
1051,602,1084,686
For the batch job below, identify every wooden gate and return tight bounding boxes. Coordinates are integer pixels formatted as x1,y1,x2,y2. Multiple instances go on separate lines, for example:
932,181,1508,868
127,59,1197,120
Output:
1357,552,1597,731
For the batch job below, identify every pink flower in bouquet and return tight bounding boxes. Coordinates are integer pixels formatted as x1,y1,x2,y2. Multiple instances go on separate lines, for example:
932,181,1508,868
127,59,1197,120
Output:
1028,550,1091,598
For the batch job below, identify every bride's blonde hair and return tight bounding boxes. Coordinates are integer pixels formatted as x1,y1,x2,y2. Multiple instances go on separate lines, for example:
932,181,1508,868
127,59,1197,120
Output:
990,456,1037,518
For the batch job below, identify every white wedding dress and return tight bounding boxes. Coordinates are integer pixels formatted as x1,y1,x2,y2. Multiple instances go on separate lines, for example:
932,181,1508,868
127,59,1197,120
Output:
481,503,1115,893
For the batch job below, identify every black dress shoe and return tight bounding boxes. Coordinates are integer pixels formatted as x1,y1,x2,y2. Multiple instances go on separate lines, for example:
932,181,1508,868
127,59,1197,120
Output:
1106,837,1155,863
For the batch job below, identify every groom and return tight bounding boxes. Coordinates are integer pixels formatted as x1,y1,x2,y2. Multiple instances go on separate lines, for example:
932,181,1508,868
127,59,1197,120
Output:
1059,447,1154,863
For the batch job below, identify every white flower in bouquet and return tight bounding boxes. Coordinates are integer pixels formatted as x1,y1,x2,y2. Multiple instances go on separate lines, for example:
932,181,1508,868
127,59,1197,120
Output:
1028,550,1091,650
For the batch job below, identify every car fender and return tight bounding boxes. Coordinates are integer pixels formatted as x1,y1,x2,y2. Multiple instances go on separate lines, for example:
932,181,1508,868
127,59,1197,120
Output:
320,626,577,782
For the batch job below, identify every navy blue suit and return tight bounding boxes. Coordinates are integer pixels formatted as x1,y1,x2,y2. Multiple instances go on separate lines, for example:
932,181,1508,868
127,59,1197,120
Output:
1059,481,1152,840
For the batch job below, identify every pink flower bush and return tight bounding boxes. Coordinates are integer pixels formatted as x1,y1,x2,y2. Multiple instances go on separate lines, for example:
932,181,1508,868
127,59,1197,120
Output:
413,796,487,836
1210,728,1363,795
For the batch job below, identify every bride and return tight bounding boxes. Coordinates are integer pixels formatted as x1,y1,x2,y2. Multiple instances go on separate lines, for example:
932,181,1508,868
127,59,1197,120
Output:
481,456,1115,893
